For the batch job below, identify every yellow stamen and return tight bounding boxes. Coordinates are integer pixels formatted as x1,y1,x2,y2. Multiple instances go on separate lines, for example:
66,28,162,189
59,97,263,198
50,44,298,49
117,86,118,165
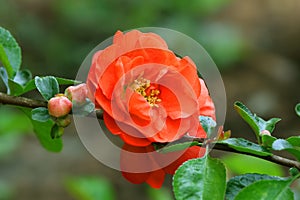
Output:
130,77,161,107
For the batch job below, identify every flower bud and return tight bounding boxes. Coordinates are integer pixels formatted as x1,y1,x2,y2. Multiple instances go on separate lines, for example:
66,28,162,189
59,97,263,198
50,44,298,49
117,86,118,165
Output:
56,116,71,128
260,130,271,136
48,95,72,118
65,83,88,104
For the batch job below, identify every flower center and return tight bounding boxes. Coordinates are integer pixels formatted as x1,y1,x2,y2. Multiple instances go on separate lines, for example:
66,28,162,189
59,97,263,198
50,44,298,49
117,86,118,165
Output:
131,77,161,107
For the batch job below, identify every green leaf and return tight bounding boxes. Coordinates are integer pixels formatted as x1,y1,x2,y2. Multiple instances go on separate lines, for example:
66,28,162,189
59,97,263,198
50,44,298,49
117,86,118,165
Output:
173,156,226,200
272,139,293,150
221,154,284,176
261,134,277,148
31,107,50,122
10,77,80,96
225,173,284,200
65,177,115,200
7,79,24,96
72,99,95,116
0,67,29,96
272,139,300,161
289,168,300,177
156,141,199,153
21,106,63,152
287,136,300,146
147,186,173,200
31,119,63,152
0,27,21,78
199,116,216,137
234,179,294,200
56,77,82,85
35,76,59,101
21,79,36,94
0,67,8,90
218,138,272,156
234,101,281,138
295,103,300,117
13,69,32,86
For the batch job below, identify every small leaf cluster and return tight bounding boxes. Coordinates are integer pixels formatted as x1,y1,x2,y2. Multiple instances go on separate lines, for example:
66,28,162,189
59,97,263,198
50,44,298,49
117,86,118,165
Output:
0,27,94,152
170,101,300,199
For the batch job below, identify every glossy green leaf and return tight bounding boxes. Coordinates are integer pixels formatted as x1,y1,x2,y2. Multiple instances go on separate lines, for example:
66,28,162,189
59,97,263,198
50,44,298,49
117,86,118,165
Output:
35,76,59,101
13,69,32,86
157,141,199,153
0,67,8,90
289,167,300,177
14,77,78,96
7,79,23,96
221,154,283,176
56,77,82,85
32,119,63,152
261,134,277,148
147,186,173,200
272,139,293,150
287,136,300,146
295,103,300,117
199,116,216,137
72,99,95,116
22,79,36,94
31,107,50,122
5,69,33,95
234,101,281,137
17,106,64,153
272,139,300,161
65,177,115,200
0,27,21,78
225,173,283,200
218,138,272,156
173,156,226,200
234,179,294,200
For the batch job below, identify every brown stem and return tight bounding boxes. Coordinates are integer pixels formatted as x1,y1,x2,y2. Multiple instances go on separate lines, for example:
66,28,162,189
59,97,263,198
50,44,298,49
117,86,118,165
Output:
213,143,300,170
1,92,299,170
0,92,47,108
182,135,300,170
0,92,103,119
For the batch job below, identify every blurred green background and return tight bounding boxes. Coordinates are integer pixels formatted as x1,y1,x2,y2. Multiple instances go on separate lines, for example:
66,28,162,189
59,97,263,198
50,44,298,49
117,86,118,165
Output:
1,0,300,199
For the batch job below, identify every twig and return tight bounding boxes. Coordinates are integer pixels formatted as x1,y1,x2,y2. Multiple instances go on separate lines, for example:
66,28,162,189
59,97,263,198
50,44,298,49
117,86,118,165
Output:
0,92,103,119
182,135,300,170
1,92,299,170
0,92,47,108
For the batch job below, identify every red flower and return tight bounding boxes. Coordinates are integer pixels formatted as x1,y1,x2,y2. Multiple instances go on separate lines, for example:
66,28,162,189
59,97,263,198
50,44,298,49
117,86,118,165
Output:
87,30,215,146
120,143,206,188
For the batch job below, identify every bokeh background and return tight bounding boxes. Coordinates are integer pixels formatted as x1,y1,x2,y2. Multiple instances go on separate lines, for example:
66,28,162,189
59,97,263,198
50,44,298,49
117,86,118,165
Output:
1,0,300,199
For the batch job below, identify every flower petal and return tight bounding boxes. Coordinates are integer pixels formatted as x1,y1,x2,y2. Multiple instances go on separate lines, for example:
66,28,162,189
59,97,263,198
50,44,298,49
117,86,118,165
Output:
163,146,206,174
199,79,215,120
103,112,152,147
128,92,151,125
121,144,166,188
177,57,201,98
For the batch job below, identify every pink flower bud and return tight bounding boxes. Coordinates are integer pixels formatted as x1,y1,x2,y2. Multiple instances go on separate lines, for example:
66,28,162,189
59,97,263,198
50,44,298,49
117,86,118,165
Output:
65,83,88,104
48,96,72,117
260,130,271,136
